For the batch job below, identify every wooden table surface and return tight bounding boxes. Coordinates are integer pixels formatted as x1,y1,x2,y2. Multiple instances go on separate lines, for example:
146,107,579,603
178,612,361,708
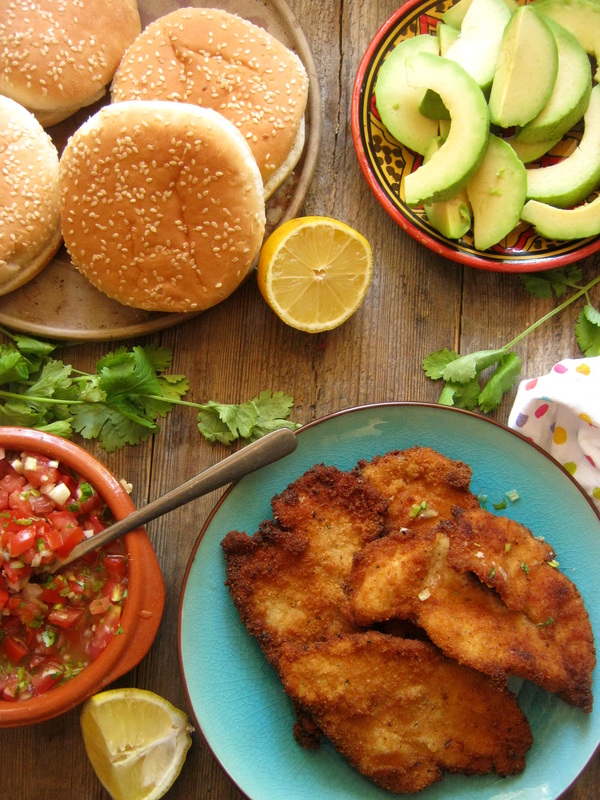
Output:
2,1,599,798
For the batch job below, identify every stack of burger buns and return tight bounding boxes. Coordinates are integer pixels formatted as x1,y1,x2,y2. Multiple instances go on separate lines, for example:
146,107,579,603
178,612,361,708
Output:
0,3,309,315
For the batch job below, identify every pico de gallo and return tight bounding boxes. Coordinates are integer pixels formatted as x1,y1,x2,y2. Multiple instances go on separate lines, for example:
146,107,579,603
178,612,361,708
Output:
0,448,128,701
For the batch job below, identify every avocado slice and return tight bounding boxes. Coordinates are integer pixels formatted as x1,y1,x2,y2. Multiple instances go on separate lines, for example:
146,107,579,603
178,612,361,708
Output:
418,24,459,120
423,137,472,239
533,0,600,81
508,136,562,164
374,34,439,155
403,52,489,207
443,0,512,91
514,16,592,144
526,84,600,208
488,6,558,128
467,134,527,251
521,195,600,239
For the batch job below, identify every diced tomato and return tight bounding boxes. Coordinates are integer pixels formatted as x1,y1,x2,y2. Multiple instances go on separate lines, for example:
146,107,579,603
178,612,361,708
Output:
103,554,127,577
8,489,35,517
87,605,122,661
0,587,8,609
4,635,28,663
22,453,59,489
28,493,55,516
47,607,85,629
85,510,108,535
47,509,79,531
89,596,111,616
8,528,36,557
55,525,85,558
31,667,62,696
0,472,26,496
2,561,31,589
40,526,63,552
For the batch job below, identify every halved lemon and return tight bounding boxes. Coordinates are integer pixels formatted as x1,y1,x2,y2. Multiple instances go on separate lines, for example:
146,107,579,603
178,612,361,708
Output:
257,216,373,333
80,688,194,800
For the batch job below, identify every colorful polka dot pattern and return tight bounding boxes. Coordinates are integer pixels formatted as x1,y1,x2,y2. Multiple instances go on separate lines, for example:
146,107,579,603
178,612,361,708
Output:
508,357,600,511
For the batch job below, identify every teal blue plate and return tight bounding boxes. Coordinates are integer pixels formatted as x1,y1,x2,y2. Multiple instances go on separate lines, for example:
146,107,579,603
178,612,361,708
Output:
178,403,600,799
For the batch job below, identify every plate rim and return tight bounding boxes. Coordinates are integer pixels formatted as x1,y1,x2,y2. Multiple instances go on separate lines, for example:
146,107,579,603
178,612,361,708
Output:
177,401,600,800
350,0,600,273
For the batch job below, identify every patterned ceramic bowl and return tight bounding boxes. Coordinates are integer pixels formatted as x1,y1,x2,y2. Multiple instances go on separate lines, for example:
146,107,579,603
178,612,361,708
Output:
351,0,600,272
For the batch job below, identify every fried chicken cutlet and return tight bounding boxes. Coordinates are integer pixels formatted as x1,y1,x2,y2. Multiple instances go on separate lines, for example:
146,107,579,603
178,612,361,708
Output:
221,463,387,665
354,446,480,535
344,510,595,711
279,632,533,794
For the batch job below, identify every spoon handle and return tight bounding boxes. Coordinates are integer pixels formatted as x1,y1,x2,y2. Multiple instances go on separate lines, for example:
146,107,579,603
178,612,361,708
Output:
49,427,297,572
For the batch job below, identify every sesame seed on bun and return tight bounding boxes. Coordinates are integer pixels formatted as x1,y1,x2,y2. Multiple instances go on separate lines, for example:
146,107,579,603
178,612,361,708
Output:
111,7,309,198
58,100,266,314
0,0,141,127
0,96,62,296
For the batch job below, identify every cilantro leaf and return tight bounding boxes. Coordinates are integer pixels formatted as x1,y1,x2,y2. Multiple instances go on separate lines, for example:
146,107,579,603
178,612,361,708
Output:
0,347,32,386
10,333,59,358
477,352,522,413
422,348,459,379
196,392,300,444
250,391,299,439
142,344,173,374
196,401,259,444
439,378,481,410
442,348,506,383
71,403,158,452
25,360,74,400
520,267,582,299
575,304,600,356
0,400,56,428
0,332,300,450
97,346,163,400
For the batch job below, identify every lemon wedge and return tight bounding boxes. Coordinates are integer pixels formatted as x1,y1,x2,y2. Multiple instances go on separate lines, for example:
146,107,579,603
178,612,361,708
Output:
257,216,373,333
80,688,193,800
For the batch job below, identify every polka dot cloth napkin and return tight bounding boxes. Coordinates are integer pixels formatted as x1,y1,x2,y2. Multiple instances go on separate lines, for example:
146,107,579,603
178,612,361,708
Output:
508,357,600,510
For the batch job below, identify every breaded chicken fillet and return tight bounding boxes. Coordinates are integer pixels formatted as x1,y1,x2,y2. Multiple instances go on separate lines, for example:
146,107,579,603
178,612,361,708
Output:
279,632,533,794
222,464,387,664
355,446,480,535
344,511,595,711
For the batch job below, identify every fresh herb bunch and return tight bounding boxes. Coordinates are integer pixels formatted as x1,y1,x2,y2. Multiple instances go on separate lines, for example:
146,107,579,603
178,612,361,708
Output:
0,329,299,451
423,267,600,413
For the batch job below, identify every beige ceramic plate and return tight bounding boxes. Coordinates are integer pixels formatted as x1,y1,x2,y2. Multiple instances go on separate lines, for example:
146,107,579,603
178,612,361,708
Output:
0,0,321,341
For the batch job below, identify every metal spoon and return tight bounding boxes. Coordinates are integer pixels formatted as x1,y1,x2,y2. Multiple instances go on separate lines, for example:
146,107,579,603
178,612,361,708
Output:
43,427,297,574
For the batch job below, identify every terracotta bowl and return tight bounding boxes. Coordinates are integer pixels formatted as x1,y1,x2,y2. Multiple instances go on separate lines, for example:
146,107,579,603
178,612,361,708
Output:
0,427,165,727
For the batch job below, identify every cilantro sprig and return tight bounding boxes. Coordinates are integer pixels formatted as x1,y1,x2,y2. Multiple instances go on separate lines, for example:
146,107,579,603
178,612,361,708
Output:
423,267,600,413
0,330,299,451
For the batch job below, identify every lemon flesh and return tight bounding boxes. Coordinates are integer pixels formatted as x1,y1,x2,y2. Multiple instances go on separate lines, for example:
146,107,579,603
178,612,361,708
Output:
257,216,373,333
80,688,193,800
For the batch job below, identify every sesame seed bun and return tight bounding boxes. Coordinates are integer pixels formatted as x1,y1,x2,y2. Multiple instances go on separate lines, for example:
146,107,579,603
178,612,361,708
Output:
0,0,141,127
58,100,266,313
0,97,62,296
110,7,309,199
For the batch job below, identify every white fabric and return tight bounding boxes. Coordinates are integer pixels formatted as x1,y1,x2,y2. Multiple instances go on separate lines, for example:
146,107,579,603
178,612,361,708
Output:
508,357,600,510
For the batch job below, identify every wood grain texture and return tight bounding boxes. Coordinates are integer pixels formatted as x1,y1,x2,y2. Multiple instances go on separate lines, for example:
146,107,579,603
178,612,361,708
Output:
1,1,598,798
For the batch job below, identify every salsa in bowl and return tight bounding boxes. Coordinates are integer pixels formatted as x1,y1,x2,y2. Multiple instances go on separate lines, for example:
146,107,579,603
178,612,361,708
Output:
0,428,164,727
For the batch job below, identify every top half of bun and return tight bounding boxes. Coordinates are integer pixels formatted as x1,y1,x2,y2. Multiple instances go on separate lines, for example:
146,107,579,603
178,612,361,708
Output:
111,7,309,196
0,0,141,126
0,96,62,295
58,100,266,313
